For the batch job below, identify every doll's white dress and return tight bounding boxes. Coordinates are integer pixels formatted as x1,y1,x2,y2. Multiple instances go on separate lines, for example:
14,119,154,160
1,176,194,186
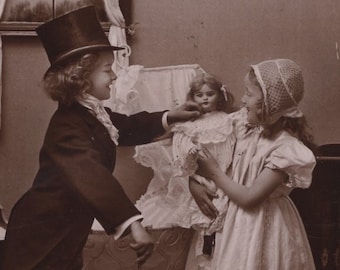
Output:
185,108,316,270
135,111,235,234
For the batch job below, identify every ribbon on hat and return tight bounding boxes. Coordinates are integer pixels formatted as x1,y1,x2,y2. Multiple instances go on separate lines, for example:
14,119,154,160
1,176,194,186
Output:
251,64,269,117
283,106,303,118
266,106,304,125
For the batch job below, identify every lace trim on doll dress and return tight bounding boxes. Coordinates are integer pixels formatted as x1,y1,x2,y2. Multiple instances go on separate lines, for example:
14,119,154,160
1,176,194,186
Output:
170,111,235,177
168,111,235,256
171,111,234,144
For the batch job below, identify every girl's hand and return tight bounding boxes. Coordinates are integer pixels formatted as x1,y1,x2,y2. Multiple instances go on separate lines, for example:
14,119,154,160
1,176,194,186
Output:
167,101,202,124
129,221,155,265
196,147,223,180
189,177,218,219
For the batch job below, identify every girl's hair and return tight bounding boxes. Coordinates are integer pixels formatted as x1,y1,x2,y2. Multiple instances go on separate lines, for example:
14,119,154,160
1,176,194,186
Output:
247,69,316,152
187,73,234,113
42,52,99,106
262,116,316,152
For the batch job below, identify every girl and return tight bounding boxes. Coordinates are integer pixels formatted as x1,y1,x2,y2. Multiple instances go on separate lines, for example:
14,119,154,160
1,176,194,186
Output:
1,6,200,270
135,73,235,263
187,59,316,269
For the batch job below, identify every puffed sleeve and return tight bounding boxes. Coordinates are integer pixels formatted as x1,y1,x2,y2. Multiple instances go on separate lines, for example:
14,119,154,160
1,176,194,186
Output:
265,139,316,189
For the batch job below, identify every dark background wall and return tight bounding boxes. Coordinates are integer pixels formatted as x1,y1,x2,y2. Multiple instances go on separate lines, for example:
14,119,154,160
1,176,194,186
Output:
0,0,339,217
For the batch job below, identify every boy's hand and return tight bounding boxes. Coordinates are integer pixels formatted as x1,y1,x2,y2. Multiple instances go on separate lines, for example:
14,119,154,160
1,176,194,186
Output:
167,101,202,124
129,221,155,265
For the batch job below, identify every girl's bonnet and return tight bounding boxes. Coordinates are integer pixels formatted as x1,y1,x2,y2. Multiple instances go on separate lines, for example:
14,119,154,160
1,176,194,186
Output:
251,59,304,125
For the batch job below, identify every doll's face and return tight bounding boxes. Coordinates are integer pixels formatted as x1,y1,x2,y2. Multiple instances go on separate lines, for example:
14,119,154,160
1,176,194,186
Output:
88,50,116,100
192,84,219,113
242,75,263,125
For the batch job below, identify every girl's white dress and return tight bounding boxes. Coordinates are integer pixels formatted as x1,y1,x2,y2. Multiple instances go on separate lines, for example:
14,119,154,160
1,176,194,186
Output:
135,111,235,258
185,108,316,270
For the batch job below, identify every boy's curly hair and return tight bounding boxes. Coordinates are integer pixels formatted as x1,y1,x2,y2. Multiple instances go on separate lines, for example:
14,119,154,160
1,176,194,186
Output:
42,52,99,106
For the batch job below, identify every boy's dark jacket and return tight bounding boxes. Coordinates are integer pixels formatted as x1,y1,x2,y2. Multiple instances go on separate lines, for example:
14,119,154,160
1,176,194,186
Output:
2,102,165,269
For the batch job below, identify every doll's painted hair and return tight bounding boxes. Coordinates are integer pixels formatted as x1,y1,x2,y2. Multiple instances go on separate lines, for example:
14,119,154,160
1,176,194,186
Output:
247,68,315,151
187,73,234,113
42,52,99,106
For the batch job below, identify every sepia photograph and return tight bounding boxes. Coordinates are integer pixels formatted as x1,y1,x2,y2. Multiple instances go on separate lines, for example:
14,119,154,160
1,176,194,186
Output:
0,0,339,269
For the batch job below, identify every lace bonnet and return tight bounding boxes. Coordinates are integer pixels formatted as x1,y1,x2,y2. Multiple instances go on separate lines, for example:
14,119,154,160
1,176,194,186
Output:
251,59,304,124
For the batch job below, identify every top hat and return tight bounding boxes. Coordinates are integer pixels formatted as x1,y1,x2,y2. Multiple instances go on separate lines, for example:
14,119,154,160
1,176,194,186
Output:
36,5,123,69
